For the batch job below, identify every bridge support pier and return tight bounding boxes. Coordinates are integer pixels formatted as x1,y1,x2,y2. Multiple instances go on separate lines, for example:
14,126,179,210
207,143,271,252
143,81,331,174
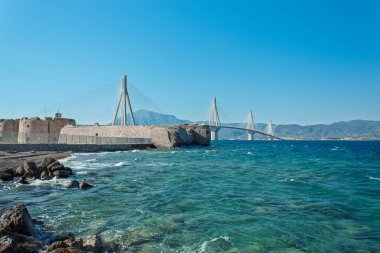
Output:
210,128,219,141
248,132,253,141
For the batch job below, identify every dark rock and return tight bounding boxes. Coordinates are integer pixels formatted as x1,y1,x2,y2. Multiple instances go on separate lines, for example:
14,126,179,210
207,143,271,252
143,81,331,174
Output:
67,180,79,188
0,171,14,181
79,182,94,189
31,219,43,225
47,161,60,171
15,165,26,177
83,235,102,253
0,235,19,253
48,247,87,253
3,168,15,176
40,157,57,169
53,170,70,178
19,179,29,184
41,171,52,181
23,162,38,172
0,204,36,236
23,161,40,178
50,164,65,172
46,238,83,252
64,167,73,175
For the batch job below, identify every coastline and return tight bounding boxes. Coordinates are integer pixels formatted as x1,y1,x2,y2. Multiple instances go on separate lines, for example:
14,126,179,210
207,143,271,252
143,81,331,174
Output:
0,151,72,172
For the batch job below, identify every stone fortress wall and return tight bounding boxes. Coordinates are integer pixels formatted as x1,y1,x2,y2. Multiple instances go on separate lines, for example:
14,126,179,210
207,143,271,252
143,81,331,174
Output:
0,114,210,148
0,113,76,144
0,119,20,144
59,124,210,148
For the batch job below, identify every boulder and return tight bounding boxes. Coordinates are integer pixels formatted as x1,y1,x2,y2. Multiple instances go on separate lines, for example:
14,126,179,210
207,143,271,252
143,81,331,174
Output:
23,161,40,178
64,167,73,175
0,204,36,236
48,247,87,253
0,171,14,181
47,161,60,171
41,171,52,181
79,182,94,189
0,235,18,253
82,235,102,253
15,165,26,177
50,164,65,172
53,170,70,178
46,238,83,252
67,180,80,188
3,169,15,176
40,157,57,169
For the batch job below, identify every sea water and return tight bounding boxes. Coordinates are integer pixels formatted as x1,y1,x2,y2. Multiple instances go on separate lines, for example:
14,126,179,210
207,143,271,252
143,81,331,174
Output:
1,141,379,252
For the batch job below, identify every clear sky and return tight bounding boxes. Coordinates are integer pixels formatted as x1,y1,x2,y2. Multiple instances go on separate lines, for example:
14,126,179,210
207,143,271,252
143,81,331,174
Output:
1,0,379,125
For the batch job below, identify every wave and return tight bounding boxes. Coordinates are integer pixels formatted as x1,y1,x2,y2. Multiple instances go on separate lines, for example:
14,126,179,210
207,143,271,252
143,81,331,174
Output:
369,176,380,181
24,177,72,188
198,236,230,253
114,162,128,167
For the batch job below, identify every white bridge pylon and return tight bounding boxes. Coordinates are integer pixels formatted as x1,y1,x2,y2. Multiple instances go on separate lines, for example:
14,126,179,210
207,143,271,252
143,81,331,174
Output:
112,74,136,126
208,97,282,141
247,110,254,140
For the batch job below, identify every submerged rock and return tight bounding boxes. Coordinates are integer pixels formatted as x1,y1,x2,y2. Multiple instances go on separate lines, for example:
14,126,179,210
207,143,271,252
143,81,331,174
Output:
67,180,80,188
79,182,94,189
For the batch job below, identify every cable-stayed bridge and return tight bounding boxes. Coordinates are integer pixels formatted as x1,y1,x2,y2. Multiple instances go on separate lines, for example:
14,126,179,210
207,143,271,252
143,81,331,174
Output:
209,97,283,141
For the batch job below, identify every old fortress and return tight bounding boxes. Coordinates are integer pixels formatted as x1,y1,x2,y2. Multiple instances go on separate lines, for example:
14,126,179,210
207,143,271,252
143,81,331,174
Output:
0,113,75,144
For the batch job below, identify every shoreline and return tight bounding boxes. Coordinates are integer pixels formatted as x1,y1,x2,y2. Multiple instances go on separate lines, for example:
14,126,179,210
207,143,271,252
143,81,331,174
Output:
0,151,72,173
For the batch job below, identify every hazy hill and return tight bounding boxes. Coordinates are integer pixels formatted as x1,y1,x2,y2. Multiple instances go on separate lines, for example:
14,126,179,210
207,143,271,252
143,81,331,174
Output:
114,110,380,140
113,110,190,125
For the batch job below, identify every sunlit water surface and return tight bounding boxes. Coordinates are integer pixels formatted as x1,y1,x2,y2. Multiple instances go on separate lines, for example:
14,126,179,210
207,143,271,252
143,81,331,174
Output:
1,141,380,252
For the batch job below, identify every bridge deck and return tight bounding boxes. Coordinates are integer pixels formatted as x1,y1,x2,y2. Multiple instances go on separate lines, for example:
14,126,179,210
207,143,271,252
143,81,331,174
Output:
210,125,284,140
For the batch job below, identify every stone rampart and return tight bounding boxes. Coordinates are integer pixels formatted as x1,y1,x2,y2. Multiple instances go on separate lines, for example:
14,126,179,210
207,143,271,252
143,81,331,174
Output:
18,117,76,144
59,124,210,148
0,119,19,143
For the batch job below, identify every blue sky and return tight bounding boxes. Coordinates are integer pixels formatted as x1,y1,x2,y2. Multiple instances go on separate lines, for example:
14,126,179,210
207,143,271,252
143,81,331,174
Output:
0,0,379,125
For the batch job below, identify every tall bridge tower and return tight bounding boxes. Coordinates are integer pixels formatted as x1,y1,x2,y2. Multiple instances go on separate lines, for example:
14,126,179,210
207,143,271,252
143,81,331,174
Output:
267,121,274,140
112,75,135,126
209,97,221,140
247,110,254,140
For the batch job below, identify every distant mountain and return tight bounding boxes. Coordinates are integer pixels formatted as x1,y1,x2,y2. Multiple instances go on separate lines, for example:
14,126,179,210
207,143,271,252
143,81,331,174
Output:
274,120,380,140
114,109,190,125
114,110,380,140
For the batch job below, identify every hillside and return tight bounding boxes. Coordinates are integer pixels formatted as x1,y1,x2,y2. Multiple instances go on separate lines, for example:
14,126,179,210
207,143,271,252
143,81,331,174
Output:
114,110,380,140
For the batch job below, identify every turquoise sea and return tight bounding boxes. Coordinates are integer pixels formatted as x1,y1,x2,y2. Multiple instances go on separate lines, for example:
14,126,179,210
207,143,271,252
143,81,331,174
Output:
1,141,380,252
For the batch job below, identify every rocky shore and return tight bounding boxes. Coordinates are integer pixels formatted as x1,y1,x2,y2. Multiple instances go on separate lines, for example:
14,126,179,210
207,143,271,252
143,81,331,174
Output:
0,151,71,173
0,154,93,189
0,204,104,252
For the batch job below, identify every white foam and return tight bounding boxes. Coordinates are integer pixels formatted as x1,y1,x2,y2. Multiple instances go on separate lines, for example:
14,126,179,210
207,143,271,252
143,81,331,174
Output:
198,236,230,253
369,176,380,181
247,152,253,155
29,177,72,187
114,161,128,167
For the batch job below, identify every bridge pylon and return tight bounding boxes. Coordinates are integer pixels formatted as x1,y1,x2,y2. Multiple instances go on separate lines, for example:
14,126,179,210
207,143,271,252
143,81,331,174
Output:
267,121,274,140
112,74,136,126
247,110,254,141
209,97,221,140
